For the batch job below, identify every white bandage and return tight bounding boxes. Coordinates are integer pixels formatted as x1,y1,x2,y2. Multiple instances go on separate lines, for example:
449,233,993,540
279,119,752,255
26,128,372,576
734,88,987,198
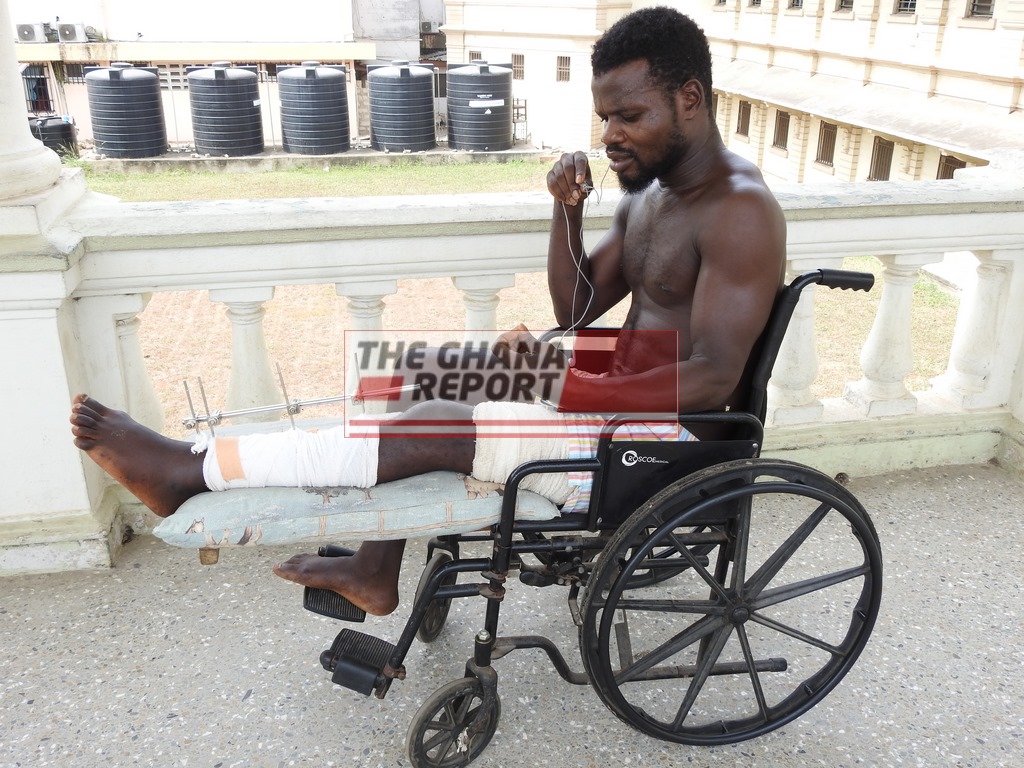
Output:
471,401,571,504
193,426,379,491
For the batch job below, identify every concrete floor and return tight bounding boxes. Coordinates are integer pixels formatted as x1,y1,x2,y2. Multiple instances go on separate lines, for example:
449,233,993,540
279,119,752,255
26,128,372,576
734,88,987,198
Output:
2,463,1022,768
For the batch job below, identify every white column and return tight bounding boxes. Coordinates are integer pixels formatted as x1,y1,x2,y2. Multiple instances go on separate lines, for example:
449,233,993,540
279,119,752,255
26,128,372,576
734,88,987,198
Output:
75,293,164,430
0,0,62,200
209,287,281,423
336,280,398,414
453,274,515,343
934,249,1024,410
766,258,844,426
845,253,943,416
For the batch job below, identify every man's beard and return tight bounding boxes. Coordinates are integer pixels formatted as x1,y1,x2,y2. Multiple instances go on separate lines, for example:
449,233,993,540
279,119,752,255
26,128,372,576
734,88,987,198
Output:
614,128,688,194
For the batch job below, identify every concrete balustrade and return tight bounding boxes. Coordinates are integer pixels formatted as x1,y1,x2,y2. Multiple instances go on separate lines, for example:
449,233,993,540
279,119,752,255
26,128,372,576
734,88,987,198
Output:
4,0,1024,574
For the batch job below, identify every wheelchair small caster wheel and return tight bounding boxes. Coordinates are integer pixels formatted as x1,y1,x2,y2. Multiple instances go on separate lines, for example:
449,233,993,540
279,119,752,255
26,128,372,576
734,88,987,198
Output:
407,677,500,768
414,551,457,643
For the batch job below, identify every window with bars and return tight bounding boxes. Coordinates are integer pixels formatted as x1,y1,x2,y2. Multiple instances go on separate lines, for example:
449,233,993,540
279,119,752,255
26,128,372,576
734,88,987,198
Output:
837,0,854,9
894,0,916,13
790,0,804,8
157,63,193,90
512,54,524,80
936,154,967,179
868,136,894,181
556,56,571,82
736,100,751,136
22,64,53,113
712,92,719,119
751,0,762,6
816,122,838,166
64,63,86,84
469,51,482,61
773,110,791,149
968,0,994,16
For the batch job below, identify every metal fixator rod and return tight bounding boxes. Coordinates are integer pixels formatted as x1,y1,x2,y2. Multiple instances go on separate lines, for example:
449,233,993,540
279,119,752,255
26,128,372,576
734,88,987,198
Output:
179,381,419,429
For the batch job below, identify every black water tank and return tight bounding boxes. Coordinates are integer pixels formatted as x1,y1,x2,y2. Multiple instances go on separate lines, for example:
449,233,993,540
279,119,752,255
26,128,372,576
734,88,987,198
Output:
188,63,264,156
28,115,79,157
279,61,350,155
85,63,167,158
368,60,436,152
447,62,513,151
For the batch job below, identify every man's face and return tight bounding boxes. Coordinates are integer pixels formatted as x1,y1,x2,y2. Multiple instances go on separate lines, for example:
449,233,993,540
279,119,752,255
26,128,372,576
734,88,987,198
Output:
592,60,689,193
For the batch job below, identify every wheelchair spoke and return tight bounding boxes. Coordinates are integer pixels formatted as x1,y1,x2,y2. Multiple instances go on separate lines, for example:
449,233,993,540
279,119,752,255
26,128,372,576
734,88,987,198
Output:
660,531,732,603
748,612,844,656
671,624,734,731
735,623,770,721
751,562,870,611
614,614,726,685
612,597,726,615
742,500,831,599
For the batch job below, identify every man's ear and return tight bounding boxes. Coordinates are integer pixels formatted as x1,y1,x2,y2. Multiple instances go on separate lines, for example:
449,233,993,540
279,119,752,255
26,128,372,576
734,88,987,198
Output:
677,79,705,120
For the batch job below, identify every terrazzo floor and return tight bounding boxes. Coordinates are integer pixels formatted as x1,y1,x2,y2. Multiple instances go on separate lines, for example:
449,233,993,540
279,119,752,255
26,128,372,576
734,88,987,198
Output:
2,463,1022,768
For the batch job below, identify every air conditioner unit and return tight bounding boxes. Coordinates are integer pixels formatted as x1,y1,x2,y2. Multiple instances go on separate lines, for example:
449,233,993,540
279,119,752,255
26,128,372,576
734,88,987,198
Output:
16,23,46,42
420,21,440,34
58,23,88,43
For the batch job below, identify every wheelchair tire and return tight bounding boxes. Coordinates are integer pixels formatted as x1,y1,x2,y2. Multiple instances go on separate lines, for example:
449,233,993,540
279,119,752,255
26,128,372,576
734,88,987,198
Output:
415,551,457,644
579,458,882,745
407,677,501,768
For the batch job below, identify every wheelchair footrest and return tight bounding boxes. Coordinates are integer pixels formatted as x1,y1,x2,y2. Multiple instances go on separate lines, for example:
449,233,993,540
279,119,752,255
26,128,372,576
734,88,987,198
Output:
303,587,367,622
320,628,397,696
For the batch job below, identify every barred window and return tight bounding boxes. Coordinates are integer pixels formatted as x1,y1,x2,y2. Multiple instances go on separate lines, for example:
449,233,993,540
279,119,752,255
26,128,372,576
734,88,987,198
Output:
64,63,86,84
556,56,571,82
22,64,53,113
895,0,916,13
837,0,854,9
751,0,762,6
790,0,804,7
773,110,791,149
936,154,967,179
469,51,482,61
711,92,719,119
816,122,837,166
868,137,894,181
157,63,192,90
736,100,751,136
512,54,524,80
968,0,994,16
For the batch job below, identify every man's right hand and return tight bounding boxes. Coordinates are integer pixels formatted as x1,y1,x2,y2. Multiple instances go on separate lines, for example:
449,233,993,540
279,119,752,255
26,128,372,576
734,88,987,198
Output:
547,151,593,206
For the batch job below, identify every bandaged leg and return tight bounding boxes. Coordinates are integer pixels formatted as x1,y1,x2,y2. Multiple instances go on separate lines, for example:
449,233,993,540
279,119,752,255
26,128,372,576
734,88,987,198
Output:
192,426,379,491
471,402,571,504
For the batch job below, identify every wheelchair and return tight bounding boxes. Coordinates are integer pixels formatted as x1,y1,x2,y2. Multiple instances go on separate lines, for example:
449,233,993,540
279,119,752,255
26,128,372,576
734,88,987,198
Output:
294,268,882,767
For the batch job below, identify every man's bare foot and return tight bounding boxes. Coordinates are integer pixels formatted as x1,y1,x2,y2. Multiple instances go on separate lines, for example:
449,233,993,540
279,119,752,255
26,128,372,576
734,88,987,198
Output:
273,548,403,616
70,394,208,518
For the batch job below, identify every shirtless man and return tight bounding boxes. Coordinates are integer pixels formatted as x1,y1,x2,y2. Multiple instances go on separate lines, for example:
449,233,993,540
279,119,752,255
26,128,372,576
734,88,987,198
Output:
69,7,786,616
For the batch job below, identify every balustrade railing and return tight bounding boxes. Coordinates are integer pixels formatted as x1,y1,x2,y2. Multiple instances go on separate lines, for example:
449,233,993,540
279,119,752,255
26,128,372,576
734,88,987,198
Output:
5,155,1024,573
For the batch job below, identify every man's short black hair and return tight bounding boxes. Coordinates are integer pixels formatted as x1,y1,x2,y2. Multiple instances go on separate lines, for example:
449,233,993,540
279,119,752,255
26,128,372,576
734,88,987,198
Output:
591,6,713,112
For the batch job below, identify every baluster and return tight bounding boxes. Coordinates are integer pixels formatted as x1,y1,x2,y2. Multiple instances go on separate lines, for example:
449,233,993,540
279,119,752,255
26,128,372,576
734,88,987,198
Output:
453,274,515,344
336,281,397,414
766,258,844,425
74,293,163,430
209,287,279,423
934,249,1024,409
845,253,943,417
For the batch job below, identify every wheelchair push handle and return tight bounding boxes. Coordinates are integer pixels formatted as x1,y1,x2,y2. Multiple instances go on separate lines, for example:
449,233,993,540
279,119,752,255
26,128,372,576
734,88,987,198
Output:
817,269,874,292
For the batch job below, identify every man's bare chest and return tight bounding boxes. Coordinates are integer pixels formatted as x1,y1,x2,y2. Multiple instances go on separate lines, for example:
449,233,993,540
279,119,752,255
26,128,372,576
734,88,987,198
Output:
621,211,700,300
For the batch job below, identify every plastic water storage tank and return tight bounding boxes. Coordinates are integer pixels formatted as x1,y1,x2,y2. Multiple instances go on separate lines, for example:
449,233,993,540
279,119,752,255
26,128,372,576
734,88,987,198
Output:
188,63,264,156
85,63,167,158
368,61,436,152
447,62,513,152
278,62,350,155
28,115,79,157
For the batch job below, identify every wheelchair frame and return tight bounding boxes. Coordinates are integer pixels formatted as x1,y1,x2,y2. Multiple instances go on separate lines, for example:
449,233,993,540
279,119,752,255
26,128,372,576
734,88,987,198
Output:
310,269,883,767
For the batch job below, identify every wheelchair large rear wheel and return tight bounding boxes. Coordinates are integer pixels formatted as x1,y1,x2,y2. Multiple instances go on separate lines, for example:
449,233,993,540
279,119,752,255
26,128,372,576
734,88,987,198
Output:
580,459,882,745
